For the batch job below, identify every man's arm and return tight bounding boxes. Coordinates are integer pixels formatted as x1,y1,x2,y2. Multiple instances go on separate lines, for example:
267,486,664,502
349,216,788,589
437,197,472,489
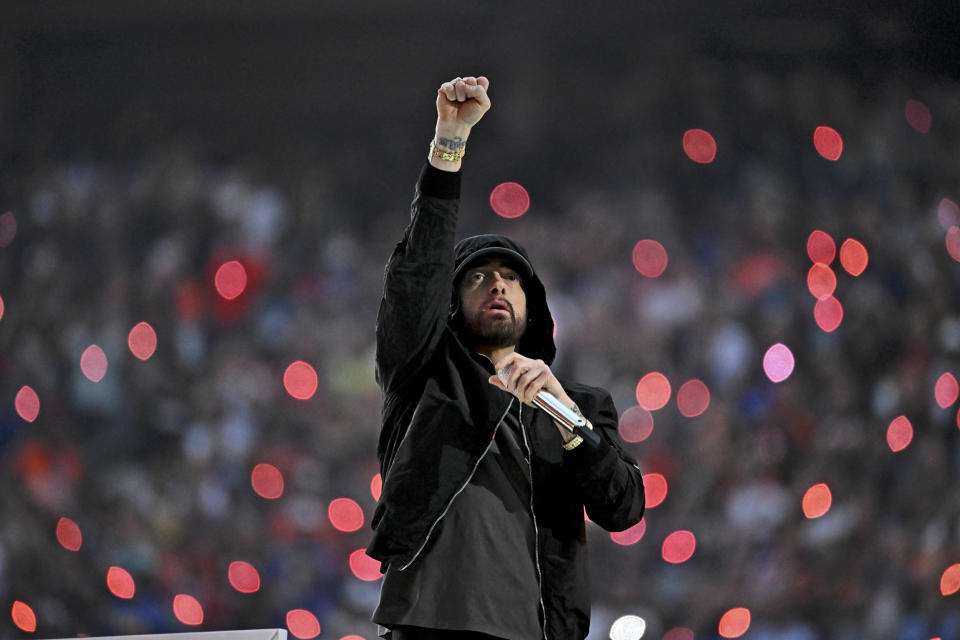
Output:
374,76,492,392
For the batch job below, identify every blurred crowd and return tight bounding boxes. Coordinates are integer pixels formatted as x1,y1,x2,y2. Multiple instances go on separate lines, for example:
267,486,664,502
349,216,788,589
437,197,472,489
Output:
2,58,960,640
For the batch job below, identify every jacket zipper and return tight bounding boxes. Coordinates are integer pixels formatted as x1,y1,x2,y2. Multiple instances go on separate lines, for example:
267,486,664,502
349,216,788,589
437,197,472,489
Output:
398,399,514,571
519,404,550,640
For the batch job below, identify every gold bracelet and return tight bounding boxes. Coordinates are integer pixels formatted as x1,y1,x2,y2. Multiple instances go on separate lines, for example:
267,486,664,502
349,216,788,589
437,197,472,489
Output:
562,418,592,451
429,139,465,163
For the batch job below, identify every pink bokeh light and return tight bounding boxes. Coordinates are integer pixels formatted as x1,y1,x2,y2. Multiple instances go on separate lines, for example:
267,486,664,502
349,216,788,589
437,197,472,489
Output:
718,607,752,638
609,518,646,546
814,296,844,333
489,182,530,219
228,561,261,594
806,230,836,265
662,530,696,564
632,239,668,278
173,594,204,626
15,385,40,422
56,517,83,551
813,126,843,161
682,129,717,163
328,498,365,533
287,609,321,639
635,372,671,411
251,463,285,499
284,360,319,400
128,322,158,360
107,567,136,599
763,343,795,383
80,345,109,382
618,406,654,443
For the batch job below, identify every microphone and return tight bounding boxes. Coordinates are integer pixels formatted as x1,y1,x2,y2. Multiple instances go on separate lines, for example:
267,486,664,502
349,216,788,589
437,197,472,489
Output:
497,366,601,446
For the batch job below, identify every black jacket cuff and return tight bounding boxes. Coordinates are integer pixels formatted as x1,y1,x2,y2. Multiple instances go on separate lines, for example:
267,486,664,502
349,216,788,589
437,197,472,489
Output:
418,162,461,200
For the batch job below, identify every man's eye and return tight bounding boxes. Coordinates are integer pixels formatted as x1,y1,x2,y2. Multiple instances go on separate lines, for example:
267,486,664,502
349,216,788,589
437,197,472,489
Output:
506,274,519,281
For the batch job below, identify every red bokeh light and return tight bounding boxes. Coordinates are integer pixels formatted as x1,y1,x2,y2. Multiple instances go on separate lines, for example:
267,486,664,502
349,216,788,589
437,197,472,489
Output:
946,227,960,263
609,518,646,546
905,99,932,133
349,549,384,581
676,379,710,417
107,566,136,599
80,345,108,382
618,406,654,443
636,372,671,411
173,594,204,626
0,211,17,247
251,463,285,499
15,385,40,422
886,415,913,452
935,373,959,409
813,126,843,161
806,263,837,300
662,629,695,640
682,129,717,164
802,483,833,519
632,239,669,278
11,601,36,633
941,563,960,596
763,343,795,383
489,182,530,219
0,294,5,321
215,260,248,300
806,230,836,265
939,199,960,231
128,322,158,360
662,530,696,564
718,607,752,638
284,360,319,400
814,296,844,333
287,609,321,639
228,561,261,594
839,238,868,276
56,517,83,551
328,498,365,533
340,636,366,640
643,473,668,508
371,473,383,501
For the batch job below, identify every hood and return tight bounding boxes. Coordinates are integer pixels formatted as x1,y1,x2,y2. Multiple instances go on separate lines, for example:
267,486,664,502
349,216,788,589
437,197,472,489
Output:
451,234,556,365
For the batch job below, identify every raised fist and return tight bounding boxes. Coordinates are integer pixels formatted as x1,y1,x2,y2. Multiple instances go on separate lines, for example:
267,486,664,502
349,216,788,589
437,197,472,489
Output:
436,76,491,130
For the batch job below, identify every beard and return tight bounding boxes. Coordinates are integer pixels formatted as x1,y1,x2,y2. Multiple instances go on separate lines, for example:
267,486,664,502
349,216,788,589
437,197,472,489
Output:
458,302,527,350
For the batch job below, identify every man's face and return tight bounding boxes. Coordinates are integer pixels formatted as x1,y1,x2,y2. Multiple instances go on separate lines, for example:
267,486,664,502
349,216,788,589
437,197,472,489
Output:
457,257,528,349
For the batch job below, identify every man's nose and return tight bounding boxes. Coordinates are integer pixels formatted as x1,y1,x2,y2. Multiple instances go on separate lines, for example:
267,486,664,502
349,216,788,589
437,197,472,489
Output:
489,273,507,293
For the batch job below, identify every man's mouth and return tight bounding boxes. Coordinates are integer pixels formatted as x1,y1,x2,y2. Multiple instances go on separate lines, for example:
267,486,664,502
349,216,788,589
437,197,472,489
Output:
484,300,512,316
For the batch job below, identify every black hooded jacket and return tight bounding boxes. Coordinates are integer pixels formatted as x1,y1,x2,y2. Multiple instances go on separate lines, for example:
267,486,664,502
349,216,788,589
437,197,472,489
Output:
368,163,645,639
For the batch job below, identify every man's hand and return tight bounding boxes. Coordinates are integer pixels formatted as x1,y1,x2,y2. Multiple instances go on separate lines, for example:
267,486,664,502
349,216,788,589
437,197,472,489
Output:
489,353,581,443
436,76,491,131
488,353,571,408
429,76,490,171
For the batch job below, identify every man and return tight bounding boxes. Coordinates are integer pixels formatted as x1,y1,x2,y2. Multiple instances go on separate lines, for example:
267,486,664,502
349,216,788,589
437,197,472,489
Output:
367,75,645,640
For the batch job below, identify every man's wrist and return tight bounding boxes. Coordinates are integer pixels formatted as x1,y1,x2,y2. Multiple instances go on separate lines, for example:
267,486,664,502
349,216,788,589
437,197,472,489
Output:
428,127,470,171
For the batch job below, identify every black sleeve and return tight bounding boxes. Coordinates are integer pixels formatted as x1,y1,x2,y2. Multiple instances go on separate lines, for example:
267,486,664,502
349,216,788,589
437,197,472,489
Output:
374,163,462,393
564,386,646,532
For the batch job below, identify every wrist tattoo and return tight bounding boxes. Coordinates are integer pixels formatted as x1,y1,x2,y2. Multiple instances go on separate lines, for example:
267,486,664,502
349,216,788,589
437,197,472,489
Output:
436,136,465,152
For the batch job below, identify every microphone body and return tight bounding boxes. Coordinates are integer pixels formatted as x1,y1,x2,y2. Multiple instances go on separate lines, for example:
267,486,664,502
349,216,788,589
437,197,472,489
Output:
497,367,601,446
